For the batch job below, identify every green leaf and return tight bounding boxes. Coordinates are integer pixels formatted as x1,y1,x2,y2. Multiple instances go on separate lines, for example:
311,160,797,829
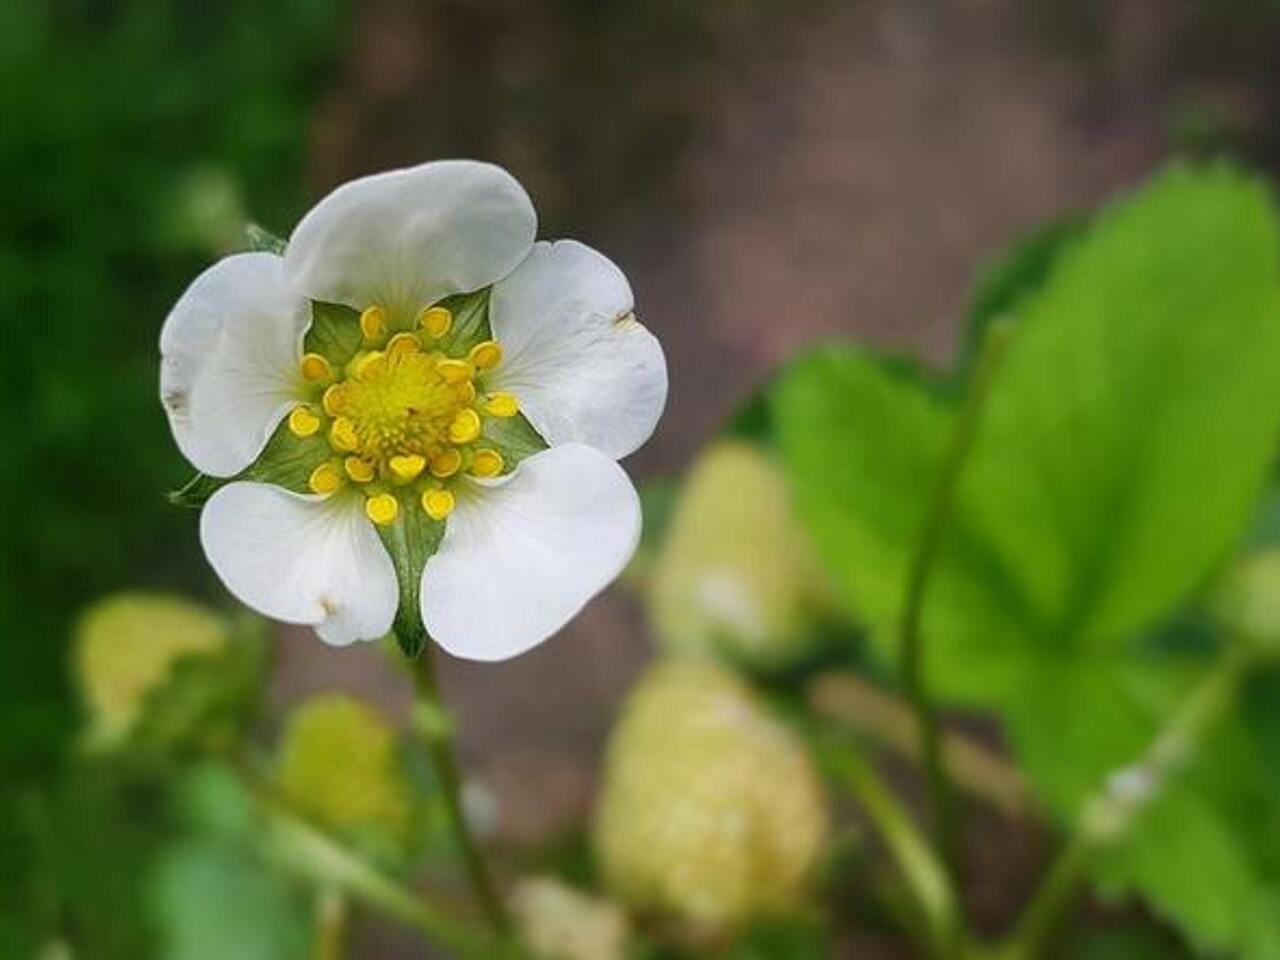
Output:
245,224,287,255
303,300,362,367
375,491,446,657
168,420,332,508
775,165,1280,701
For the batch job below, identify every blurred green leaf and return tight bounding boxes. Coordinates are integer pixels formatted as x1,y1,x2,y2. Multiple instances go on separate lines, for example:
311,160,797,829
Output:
148,838,311,960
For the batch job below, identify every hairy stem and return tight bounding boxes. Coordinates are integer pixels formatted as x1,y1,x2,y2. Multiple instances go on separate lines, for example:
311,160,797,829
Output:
899,318,1014,867
1003,648,1249,960
409,646,511,933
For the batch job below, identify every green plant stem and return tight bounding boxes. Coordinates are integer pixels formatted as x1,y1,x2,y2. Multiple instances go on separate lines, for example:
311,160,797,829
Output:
1002,648,1250,960
312,888,347,960
899,318,1014,867
818,736,962,958
410,645,511,933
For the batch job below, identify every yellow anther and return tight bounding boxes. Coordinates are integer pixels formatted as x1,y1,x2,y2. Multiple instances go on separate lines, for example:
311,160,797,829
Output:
436,358,473,384
448,408,482,444
322,384,347,417
430,448,463,478
308,462,343,496
344,456,375,484
330,417,359,452
470,448,504,478
354,350,387,380
386,332,421,359
417,305,453,339
365,493,399,526
455,380,477,405
422,488,456,521
469,340,502,371
288,406,321,438
359,305,388,342
389,454,426,481
300,353,334,384
483,392,520,418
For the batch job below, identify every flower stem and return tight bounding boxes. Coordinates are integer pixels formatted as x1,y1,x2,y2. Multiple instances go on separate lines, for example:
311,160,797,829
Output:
1001,648,1249,960
899,317,1014,869
816,734,962,959
409,645,511,933
311,889,347,960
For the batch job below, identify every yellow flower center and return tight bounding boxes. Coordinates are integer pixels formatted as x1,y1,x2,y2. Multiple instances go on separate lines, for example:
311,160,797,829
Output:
289,303,522,525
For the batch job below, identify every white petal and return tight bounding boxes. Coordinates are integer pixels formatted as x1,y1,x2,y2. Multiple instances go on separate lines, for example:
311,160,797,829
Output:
200,483,397,646
160,253,308,477
488,240,667,460
284,160,537,317
421,444,641,661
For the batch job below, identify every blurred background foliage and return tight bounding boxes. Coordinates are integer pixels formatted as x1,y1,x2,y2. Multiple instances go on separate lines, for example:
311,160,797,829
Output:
8,0,1280,959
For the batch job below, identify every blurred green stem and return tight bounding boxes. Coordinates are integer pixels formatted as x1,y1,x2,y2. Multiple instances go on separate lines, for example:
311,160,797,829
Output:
311,888,347,960
1002,647,1250,960
899,317,1014,868
818,736,962,959
410,645,511,933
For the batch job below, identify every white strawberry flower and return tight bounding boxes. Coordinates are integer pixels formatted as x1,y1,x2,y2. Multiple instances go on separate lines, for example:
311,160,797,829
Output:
160,160,666,660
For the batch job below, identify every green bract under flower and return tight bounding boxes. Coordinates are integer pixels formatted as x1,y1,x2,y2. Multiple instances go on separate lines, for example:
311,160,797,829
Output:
593,658,829,941
160,161,667,660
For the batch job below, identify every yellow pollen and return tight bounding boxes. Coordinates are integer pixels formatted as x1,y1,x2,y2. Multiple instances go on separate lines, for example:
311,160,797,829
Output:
389,454,426,481
322,384,347,417
308,462,343,495
344,456,375,483
330,417,360,452
469,340,502,371
300,353,334,384
430,448,462,478
436,358,473,384
365,493,400,526
448,408,482,444
418,306,453,339
288,406,321,438
354,351,388,380
422,488,455,521
359,305,388,342
483,392,519,418
470,448,504,478
387,332,421,359
455,380,477,405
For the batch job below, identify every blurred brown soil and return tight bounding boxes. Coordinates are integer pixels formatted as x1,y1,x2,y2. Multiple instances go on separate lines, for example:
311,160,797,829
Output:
267,0,1276,955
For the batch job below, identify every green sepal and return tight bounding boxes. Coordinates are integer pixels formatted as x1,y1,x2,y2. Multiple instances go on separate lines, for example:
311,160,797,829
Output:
435,287,491,355
374,488,447,658
304,300,363,367
168,420,332,509
245,223,287,255
482,410,548,468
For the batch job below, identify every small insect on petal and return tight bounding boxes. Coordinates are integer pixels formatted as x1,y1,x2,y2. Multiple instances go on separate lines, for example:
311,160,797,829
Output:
422,488,455,521
365,493,399,526
288,406,322,438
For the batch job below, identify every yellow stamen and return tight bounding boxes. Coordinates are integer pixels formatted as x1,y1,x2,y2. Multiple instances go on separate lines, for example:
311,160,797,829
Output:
354,350,387,380
417,305,453,339
359,305,387,342
436,358,473,384
322,384,347,417
455,380,477,405
387,332,421,359
470,448,504,478
422,488,455,521
389,454,426,481
344,456,375,483
469,340,502,371
300,353,334,384
448,408,482,444
482,392,520,418
330,417,359,452
288,406,321,438
430,448,463,478
308,462,343,495
365,493,399,526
